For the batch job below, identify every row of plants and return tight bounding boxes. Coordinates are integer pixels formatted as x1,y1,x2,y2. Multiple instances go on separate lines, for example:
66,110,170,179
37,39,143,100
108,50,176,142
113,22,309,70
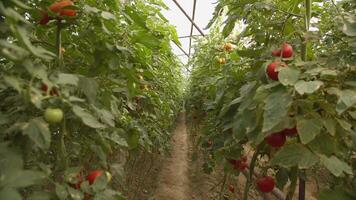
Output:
186,0,355,199
0,0,183,199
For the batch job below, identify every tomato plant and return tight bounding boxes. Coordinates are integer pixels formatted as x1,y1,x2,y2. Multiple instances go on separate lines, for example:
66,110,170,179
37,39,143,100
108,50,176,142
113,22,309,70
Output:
187,0,356,199
0,0,183,199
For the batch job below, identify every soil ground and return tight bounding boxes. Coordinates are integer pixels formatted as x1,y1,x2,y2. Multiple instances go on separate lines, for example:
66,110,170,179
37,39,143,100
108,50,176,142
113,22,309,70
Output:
125,113,319,200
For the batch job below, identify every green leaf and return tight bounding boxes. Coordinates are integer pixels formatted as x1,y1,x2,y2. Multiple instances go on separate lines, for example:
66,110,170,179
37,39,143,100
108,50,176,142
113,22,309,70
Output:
67,186,83,200
222,15,238,38
72,106,105,129
320,155,353,177
341,15,356,36
57,73,79,85
55,184,68,200
6,170,45,188
323,118,336,136
0,188,22,200
309,134,339,156
278,67,300,86
270,143,318,168
3,75,21,92
336,118,352,131
101,11,116,20
262,90,293,132
107,129,128,148
93,107,115,127
90,145,107,167
127,131,140,150
78,77,98,103
295,80,323,95
336,90,356,114
28,192,52,200
297,118,323,144
23,119,51,149
319,188,355,200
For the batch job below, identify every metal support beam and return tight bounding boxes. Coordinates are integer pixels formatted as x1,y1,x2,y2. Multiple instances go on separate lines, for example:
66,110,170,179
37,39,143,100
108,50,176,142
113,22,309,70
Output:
172,41,189,58
178,35,203,39
188,0,198,56
171,0,205,36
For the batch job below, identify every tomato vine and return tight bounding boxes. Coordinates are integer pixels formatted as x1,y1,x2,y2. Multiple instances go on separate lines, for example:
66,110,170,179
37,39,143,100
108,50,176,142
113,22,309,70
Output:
187,1,356,199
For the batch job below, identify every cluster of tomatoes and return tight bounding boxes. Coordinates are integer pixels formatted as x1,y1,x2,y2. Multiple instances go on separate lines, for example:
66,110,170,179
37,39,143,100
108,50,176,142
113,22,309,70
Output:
70,170,111,200
39,0,77,25
266,43,293,81
218,43,234,65
226,156,276,194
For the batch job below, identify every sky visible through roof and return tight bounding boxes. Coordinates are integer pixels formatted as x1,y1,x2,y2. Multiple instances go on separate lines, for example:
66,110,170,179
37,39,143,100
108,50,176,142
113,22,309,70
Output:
162,0,216,65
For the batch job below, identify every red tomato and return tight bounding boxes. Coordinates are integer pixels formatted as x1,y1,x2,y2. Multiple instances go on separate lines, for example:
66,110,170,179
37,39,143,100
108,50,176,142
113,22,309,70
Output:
39,12,51,25
60,9,77,17
41,84,59,96
49,0,74,13
86,170,102,185
282,126,298,137
265,132,286,148
266,61,286,81
256,176,275,193
228,184,235,193
41,83,49,92
271,49,281,57
234,160,248,171
281,43,293,58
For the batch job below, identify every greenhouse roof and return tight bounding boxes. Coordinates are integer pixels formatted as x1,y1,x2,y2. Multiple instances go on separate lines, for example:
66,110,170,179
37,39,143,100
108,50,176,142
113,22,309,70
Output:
162,0,216,65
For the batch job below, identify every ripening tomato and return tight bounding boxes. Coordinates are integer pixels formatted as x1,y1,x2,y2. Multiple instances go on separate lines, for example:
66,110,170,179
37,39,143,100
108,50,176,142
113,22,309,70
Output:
281,43,293,58
60,9,77,17
256,176,275,193
86,170,103,185
49,0,74,13
44,108,64,124
218,58,226,65
207,139,213,147
228,184,235,193
39,12,51,25
266,61,286,81
224,43,233,52
265,132,286,148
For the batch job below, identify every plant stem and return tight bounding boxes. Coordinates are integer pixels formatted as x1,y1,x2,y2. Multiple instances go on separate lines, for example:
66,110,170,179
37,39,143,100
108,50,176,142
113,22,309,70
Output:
56,19,63,69
242,145,261,200
302,0,311,61
299,170,306,200
286,166,299,200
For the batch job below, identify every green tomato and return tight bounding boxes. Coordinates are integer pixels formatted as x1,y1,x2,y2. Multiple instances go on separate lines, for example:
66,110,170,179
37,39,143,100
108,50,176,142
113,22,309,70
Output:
44,108,63,124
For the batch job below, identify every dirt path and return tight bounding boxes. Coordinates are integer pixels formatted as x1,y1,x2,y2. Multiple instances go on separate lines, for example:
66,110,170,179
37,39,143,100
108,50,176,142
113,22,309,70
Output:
149,114,190,200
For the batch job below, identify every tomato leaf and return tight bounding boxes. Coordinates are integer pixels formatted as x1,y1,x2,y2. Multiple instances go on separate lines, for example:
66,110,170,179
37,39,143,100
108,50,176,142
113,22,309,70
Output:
262,89,292,133
295,80,324,95
72,106,106,129
320,155,353,177
23,119,51,150
278,67,300,86
297,117,323,144
270,143,318,168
